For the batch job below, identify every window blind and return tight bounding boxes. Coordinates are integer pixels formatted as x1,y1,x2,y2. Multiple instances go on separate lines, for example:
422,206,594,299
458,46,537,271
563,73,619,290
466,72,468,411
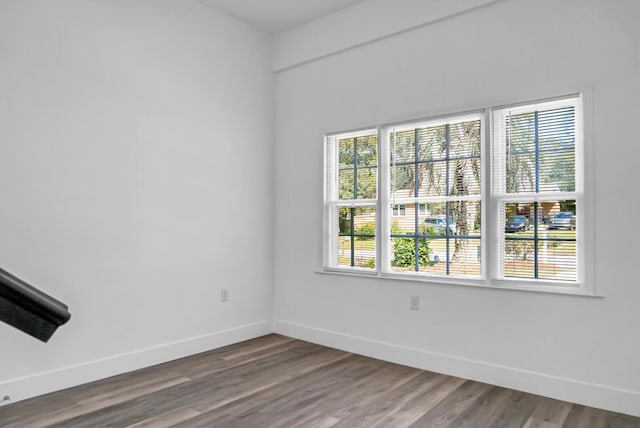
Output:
325,130,378,270
387,115,482,277
493,96,580,282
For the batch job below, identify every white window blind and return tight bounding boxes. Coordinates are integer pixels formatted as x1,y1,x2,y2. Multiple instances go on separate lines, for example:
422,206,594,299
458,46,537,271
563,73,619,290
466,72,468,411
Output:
325,130,378,270
492,96,580,282
386,114,483,277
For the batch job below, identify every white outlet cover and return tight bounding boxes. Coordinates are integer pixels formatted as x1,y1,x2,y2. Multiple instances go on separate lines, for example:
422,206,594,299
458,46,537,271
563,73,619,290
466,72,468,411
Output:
410,296,420,310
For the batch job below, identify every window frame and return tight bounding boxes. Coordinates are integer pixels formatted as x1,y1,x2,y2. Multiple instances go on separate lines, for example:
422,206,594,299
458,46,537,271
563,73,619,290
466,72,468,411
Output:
381,111,485,280
323,128,379,273
491,96,581,285
322,92,595,296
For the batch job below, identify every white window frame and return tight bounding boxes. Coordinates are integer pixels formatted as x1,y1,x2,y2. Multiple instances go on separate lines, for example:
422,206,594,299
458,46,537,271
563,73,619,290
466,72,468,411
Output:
489,94,593,294
380,112,485,282
323,128,379,273
322,92,595,296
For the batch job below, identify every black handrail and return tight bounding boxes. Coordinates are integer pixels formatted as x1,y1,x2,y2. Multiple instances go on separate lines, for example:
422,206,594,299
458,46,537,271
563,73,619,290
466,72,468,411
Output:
0,267,71,342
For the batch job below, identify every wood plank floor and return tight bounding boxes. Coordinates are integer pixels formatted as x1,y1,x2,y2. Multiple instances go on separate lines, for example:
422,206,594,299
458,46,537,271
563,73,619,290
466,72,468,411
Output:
1,334,638,427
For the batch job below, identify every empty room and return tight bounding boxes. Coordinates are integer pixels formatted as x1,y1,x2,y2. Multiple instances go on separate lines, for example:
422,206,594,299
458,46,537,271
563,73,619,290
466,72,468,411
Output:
1,0,639,426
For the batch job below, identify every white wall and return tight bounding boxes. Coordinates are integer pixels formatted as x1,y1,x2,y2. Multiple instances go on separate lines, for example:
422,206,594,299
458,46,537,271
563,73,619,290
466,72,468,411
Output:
272,0,502,71
273,0,640,416
0,0,273,403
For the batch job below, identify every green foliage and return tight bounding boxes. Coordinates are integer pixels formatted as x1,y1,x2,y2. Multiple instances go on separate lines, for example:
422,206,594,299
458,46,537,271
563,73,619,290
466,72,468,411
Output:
391,237,431,267
505,240,534,260
339,135,378,200
339,167,377,200
390,221,432,267
355,222,375,237
419,224,436,235
339,207,376,235
390,221,408,235
559,200,575,213
391,231,432,267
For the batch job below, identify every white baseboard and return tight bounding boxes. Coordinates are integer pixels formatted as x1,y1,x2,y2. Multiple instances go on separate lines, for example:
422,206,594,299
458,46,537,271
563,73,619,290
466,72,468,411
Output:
4,319,638,417
273,319,640,417
0,320,272,406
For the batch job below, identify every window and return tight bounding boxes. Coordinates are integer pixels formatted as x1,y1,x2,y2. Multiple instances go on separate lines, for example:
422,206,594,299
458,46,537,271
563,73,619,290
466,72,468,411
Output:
325,130,378,270
388,114,483,277
493,96,580,283
391,204,406,216
324,94,586,292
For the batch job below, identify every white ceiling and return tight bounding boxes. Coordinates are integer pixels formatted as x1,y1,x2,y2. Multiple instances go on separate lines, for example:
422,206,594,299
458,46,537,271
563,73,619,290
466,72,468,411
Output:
197,0,368,34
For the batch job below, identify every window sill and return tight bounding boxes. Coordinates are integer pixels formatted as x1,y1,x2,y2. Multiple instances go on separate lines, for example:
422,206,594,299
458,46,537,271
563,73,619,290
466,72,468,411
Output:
316,268,602,298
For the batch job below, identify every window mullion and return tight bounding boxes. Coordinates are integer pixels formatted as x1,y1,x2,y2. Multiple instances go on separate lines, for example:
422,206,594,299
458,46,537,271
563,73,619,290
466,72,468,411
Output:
413,128,419,272
353,138,358,200
379,126,389,275
445,124,451,276
483,109,492,282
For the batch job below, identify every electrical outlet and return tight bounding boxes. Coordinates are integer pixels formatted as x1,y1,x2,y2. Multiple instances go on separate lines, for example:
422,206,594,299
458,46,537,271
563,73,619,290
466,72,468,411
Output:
410,295,420,311
221,288,229,302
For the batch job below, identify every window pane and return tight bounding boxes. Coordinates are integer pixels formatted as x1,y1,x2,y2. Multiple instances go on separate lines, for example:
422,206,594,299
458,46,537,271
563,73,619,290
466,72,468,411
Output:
389,200,481,277
539,148,575,193
505,112,535,194
419,201,449,235
390,211,413,235
449,200,481,236
449,239,482,276
448,157,481,196
417,237,446,274
502,106,576,194
503,202,534,231
504,239,535,279
339,169,354,199
502,200,576,281
506,112,536,152
390,129,415,163
449,120,481,159
538,241,576,281
337,133,378,201
356,167,377,199
417,125,446,161
337,206,376,269
356,135,378,167
390,165,415,197
338,237,376,268
538,107,575,152
394,237,482,277
506,152,535,193
339,137,355,168
538,106,576,193
417,161,446,197
338,207,353,235
389,238,421,272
